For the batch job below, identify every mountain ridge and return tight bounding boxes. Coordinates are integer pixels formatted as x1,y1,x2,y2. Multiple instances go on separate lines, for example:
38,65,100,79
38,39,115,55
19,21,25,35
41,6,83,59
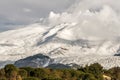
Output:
0,22,120,68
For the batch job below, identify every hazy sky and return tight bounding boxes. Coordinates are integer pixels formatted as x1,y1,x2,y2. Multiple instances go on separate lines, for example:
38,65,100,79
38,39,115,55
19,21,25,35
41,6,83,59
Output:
0,0,75,31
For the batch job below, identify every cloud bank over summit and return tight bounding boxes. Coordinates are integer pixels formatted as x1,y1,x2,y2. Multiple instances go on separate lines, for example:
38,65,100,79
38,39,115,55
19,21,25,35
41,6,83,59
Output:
45,0,120,39
0,0,120,39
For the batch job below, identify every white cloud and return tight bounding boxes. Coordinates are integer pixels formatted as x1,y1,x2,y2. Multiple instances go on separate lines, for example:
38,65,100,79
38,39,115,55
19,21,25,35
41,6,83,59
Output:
0,0,120,39
0,0,75,31
45,0,120,39
23,8,31,12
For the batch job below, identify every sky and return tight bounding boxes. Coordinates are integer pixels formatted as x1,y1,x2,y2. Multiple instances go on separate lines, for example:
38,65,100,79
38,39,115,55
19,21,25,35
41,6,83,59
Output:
0,0,75,31
0,0,120,39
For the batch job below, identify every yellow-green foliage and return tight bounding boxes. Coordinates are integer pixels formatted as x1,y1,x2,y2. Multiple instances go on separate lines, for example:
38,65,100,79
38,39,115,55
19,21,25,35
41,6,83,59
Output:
0,63,119,80
23,77,39,80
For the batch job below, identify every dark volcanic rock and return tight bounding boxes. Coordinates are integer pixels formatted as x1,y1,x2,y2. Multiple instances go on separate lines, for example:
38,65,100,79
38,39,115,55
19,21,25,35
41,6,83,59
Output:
46,63,71,69
14,54,53,68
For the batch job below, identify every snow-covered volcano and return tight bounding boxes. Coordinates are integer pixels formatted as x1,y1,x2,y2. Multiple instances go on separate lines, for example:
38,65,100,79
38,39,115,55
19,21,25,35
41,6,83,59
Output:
0,22,120,69
1,0,120,68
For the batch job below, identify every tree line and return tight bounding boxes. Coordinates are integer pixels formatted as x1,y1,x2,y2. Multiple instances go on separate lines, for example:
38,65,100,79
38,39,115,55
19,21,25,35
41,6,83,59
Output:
0,63,120,80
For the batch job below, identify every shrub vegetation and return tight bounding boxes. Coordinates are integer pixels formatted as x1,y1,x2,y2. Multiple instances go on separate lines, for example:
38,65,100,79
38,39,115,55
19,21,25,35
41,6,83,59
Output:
0,63,119,80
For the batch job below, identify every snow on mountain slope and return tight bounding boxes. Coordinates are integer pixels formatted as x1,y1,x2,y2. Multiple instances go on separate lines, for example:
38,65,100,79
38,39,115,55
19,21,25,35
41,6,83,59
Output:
0,22,120,68
0,24,48,61
1,0,120,68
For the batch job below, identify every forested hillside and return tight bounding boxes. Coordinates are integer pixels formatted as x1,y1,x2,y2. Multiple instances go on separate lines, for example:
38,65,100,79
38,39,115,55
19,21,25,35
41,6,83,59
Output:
0,63,119,80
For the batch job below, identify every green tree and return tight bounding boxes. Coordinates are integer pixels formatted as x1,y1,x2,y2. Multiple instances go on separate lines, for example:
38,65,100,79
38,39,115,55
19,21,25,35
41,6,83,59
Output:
79,73,97,80
108,67,120,80
30,68,50,79
20,67,34,77
48,69,63,79
4,64,18,80
61,69,72,80
0,78,7,80
0,69,6,79
18,69,27,78
88,63,103,79
23,77,39,80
